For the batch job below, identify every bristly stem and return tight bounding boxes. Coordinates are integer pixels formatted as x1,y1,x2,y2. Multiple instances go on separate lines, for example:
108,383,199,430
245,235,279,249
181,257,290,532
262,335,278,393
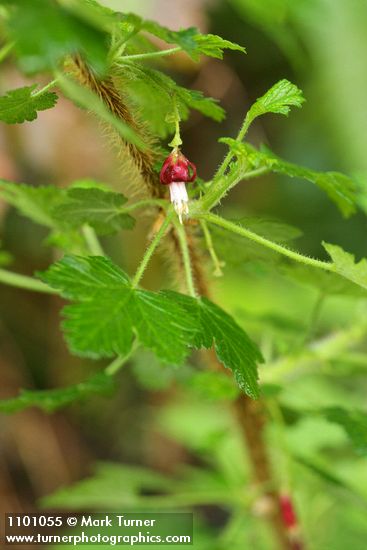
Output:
174,221,197,297
0,268,57,294
202,212,335,273
193,166,270,213
200,220,224,277
82,225,105,256
215,112,252,180
132,212,173,287
121,47,182,62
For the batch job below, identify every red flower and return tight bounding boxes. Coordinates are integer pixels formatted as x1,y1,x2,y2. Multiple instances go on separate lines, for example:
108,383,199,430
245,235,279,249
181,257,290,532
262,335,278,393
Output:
280,494,298,529
159,149,197,223
160,149,197,185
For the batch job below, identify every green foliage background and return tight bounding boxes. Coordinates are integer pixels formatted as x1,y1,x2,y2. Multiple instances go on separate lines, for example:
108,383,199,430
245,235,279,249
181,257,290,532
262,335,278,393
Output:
0,1,367,549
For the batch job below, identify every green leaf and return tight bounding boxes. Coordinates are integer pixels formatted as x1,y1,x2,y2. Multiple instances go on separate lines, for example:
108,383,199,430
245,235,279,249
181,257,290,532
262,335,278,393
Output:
323,243,367,290
322,407,367,455
0,180,65,227
192,34,246,60
42,462,172,509
170,293,262,398
121,14,245,61
0,85,57,124
195,298,262,398
39,255,197,364
234,216,302,243
221,140,358,217
52,188,135,235
0,180,100,253
246,79,304,124
119,64,224,138
256,146,357,217
282,264,365,297
4,0,108,74
0,372,115,414
209,215,302,269
40,255,262,398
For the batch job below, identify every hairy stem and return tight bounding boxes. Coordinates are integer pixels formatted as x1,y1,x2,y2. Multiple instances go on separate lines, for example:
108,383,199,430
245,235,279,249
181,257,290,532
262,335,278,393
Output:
132,213,173,287
193,166,270,213
202,212,334,272
235,397,295,549
174,221,197,297
73,58,294,549
215,113,252,180
200,219,224,276
121,47,182,62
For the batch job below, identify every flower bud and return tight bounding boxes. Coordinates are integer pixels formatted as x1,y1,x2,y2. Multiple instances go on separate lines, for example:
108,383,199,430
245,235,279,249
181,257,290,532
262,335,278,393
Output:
160,149,197,223
160,149,196,185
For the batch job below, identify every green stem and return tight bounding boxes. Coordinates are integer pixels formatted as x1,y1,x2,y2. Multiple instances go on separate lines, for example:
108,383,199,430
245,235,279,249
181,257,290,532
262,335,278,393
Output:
109,29,139,60
32,78,58,97
121,47,181,62
193,166,270,213
105,346,136,377
200,219,224,276
132,213,173,287
82,225,104,256
0,268,57,295
174,221,197,297
0,41,14,64
215,113,252,180
201,212,334,272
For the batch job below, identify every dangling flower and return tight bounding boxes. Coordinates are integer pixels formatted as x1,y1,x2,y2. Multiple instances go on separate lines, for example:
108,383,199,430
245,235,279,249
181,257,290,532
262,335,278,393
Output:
160,148,197,223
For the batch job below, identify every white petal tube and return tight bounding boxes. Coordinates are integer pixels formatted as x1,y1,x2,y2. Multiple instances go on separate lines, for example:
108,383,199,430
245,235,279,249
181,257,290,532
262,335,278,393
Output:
169,181,189,223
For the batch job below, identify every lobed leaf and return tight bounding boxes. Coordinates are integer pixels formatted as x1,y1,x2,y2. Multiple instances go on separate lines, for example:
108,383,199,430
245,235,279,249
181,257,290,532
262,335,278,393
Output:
256,146,357,217
193,34,246,60
246,79,304,125
193,297,262,397
221,139,358,217
282,264,365,297
0,85,57,124
119,64,225,138
323,243,367,291
40,255,262,398
52,188,135,235
120,14,245,61
0,372,115,414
